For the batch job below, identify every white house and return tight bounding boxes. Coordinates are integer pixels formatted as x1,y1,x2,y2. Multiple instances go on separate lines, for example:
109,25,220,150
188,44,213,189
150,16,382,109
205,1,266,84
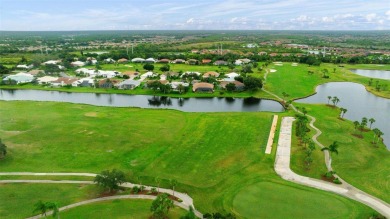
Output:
16,64,33,69
37,76,58,84
131,58,145,63
181,71,201,78
71,61,85,67
145,58,157,63
223,72,240,82
43,60,60,65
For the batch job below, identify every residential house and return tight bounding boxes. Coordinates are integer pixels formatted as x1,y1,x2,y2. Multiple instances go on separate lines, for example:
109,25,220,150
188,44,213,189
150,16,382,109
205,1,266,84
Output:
117,58,128,63
131,58,145,63
50,77,78,87
258,52,267,56
202,59,212,64
169,81,189,91
223,72,240,82
192,82,214,92
145,58,157,63
220,81,245,91
98,79,119,88
186,59,199,65
37,76,58,84
158,59,170,63
77,78,95,87
43,60,60,65
3,73,34,84
103,58,116,63
203,71,220,78
171,59,185,64
16,64,33,69
116,79,141,90
213,60,228,66
71,61,85,67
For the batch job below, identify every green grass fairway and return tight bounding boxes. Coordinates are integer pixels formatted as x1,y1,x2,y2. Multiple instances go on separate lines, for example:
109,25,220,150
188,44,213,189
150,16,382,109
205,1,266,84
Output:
293,103,390,203
233,182,373,219
60,199,186,219
0,100,385,217
0,184,99,218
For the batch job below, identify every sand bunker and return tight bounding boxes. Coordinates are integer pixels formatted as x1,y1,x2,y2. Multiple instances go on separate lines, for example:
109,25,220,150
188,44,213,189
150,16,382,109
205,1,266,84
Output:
270,69,277,73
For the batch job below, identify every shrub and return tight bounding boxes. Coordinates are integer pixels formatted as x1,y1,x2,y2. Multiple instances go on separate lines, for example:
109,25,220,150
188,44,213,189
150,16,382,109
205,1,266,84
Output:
333,178,342,184
132,186,140,194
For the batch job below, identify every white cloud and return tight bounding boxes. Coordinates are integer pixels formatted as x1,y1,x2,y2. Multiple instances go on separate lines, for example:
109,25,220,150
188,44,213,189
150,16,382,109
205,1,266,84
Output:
186,18,194,24
365,13,377,21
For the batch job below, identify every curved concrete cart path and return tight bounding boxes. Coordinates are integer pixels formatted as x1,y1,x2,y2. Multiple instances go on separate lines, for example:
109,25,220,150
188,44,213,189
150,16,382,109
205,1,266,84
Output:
275,116,390,217
25,194,202,219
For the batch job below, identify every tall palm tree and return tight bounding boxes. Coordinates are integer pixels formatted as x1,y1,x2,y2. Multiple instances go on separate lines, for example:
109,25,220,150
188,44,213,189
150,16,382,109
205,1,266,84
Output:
372,128,380,144
327,96,332,105
321,141,339,155
361,117,368,128
47,202,60,219
353,121,360,131
170,179,178,197
369,118,376,129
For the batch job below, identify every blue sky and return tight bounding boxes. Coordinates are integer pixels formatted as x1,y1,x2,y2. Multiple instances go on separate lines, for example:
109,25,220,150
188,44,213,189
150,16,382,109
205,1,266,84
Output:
0,0,389,30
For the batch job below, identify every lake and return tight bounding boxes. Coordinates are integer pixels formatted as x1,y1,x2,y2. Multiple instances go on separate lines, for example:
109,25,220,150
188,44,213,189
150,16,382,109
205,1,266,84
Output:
296,82,390,149
0,89,284,113
350,69,390,80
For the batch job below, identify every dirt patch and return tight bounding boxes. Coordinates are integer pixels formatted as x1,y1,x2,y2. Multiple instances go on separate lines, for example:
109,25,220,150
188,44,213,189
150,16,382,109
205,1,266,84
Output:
351,133,363,139
85,112,98,117
321,175,336,183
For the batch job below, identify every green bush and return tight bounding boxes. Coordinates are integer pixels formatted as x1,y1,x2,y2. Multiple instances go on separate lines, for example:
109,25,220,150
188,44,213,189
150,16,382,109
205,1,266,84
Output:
333,178,342,184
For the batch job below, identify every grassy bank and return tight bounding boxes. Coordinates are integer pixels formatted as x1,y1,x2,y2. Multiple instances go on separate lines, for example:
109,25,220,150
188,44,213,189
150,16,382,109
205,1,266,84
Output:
265,63,390,99
0,100,378,217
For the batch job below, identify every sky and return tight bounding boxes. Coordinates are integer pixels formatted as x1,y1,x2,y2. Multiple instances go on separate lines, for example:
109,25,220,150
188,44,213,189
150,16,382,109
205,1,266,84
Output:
0,0,389,31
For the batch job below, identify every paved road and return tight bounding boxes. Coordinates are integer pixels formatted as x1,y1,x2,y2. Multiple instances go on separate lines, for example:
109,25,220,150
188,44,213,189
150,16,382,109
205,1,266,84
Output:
275,116,390,217
26,194,202,219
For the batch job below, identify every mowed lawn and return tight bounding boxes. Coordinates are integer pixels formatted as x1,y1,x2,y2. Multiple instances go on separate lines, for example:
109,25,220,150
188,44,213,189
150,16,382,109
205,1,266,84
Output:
60,199,186,219
294,103,390,203
0,184,99,218
0,101,380,217
233,182,372,219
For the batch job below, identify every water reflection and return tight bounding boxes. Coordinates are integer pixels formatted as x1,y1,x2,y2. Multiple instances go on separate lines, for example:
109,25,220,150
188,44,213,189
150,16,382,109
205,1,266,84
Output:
0,89,284,113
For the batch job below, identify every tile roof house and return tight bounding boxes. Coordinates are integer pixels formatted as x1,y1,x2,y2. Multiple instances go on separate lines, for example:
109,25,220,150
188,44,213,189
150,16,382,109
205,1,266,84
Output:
98,79,120,88
192,82,214,93
116,79,141,90
220,80,245,91
203,71,220,78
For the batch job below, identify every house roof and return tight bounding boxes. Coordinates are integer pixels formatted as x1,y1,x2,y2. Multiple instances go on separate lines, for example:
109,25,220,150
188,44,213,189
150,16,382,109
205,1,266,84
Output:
220,80,245,88
158,59,170,63
118,79,141,86
98,79,120,86
192,82,214,92
203,71,220,78
52,77,78,84
202,59,212,64
118,58,128,62
28,70,45,75
131,58,145,62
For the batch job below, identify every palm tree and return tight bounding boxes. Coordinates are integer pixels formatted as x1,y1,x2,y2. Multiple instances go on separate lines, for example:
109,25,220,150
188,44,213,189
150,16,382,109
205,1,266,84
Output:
33,200,48,218
155,177,161,193
177,84,184,94
369,118,376,129
376,129,384,144
321,141,339,155
361,117,368,128
0,139,7,159
47,202,60,219
353,121,359,131
170,179,178,197
341,108,347,118
327,96,332,105
372,128,380,144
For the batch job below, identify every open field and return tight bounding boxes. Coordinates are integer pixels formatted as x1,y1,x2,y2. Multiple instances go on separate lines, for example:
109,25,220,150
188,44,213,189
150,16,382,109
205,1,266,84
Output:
265,63,390,99
0,100,380,217
60,199,186,219
293,103,390,203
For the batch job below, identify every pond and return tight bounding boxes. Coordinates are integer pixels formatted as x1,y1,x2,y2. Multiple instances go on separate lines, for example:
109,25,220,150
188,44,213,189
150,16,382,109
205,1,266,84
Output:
350,69,390,80
0,89,285,113
296,82,390,149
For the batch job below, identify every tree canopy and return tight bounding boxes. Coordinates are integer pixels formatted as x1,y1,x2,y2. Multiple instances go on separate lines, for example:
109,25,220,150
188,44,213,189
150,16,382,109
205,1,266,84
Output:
243,76,263,91
94,169,126,192
150,193,174,219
